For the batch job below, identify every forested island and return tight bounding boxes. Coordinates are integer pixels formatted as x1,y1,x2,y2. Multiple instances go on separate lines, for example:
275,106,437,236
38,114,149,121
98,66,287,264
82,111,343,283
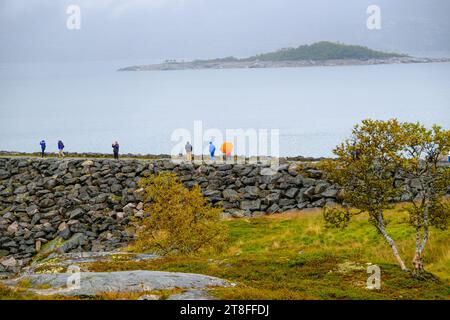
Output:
118,41,449,71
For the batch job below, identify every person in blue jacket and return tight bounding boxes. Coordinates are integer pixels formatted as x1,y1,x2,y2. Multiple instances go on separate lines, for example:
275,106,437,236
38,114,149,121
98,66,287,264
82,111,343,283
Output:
57,140,65,158
39,140,46,158
209,141,216,161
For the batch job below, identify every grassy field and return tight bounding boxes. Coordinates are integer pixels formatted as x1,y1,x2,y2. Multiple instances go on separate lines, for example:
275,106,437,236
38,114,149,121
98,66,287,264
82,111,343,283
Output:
83,205,450,300
1,205,448,300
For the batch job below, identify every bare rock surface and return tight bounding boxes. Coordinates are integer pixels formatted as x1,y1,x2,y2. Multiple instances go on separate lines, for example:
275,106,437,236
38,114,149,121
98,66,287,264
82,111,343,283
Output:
3,270,230,296
22,251,159,275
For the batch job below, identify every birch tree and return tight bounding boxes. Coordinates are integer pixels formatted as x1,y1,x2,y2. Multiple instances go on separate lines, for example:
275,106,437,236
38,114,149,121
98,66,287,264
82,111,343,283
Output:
320,119,409,271
400,123,450,274
321,119,450,273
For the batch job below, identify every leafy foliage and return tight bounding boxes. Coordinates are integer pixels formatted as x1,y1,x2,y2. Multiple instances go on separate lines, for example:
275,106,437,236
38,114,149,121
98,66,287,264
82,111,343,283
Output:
400,123,450,230
85,207,450,300
323,207,351,229
398,123,450,272
194,42,405,64
320,119,404,216
320,119,450,272
246,41,405,61
131,172,228,255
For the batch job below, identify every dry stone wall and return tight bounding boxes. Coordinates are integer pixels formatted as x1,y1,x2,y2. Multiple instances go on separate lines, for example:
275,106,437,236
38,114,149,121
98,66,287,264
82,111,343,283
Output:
2,156,434,273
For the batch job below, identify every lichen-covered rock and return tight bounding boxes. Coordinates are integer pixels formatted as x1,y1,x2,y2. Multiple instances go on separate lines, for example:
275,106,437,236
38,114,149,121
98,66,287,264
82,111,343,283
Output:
240,199,261,211
2,270,230,297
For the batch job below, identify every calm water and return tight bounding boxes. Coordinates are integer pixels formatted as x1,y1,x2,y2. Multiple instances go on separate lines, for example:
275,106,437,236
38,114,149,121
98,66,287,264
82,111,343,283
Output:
0,60,449,157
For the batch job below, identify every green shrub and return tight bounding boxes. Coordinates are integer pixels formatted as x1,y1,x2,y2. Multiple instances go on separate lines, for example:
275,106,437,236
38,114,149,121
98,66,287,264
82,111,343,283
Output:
131,172,228,255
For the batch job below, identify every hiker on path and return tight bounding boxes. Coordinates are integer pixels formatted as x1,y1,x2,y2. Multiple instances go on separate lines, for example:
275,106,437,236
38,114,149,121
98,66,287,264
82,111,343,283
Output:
40,140,46,158
185,141,193,161
58,140,65,158
112,141,120,160
220,141,233,161
209,141,216,161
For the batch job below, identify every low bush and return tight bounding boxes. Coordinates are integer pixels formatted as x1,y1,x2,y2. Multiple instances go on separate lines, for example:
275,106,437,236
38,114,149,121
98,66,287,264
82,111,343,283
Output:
131,172,228,255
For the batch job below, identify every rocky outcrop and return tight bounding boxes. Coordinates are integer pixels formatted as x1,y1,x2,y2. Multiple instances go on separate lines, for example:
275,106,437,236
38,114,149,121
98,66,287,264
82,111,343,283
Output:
3,270,230,297
118,57,450,72
1,249,226,299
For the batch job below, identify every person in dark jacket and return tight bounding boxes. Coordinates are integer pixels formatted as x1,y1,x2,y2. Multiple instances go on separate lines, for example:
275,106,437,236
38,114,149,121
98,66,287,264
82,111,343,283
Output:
57,140,65,158
185,141,193,161
112,141,119,160
40,140,46,158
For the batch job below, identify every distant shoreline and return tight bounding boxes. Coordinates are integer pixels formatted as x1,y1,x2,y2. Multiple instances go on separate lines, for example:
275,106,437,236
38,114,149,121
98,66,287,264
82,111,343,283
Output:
0,151,327,163
118,57,450,72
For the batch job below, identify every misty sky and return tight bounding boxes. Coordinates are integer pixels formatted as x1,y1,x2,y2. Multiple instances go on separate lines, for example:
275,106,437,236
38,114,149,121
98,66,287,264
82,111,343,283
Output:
1,0,449,63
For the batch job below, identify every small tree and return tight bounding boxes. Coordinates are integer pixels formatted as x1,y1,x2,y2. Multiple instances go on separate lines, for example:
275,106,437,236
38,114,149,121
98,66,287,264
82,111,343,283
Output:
321,119,450,272
320,119,409,270
400,123,450,273
132,172,228,255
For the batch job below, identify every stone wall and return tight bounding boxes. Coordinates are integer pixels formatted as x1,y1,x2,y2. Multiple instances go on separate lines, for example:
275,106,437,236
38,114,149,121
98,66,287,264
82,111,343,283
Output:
1,156,445,274
0,157,342,272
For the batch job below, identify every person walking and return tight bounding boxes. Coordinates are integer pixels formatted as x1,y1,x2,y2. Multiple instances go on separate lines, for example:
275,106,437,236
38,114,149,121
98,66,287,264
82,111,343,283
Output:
112,141,120,160
57,140,65,158
209,141,216,161
220,141,233,161
39,140,46,158
185,141,193,161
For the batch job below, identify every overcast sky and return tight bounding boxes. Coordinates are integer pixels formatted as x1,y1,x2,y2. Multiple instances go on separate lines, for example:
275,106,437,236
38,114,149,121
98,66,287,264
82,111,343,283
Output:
1,0,449,62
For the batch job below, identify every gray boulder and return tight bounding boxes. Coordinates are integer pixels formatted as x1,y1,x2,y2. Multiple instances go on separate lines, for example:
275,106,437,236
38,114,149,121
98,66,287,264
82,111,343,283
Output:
58,233,87,253
265,192,280,204
267,203,280,214
314,183,329,194
222,189,240,201
14,186,28,195
3,270,229,296
228,209,248,218
303,186,316,199
322,189,338,198
240,199,261,211
279,199,296,207
39,198,55,208
67,208,84,219
284,188,299,199
244,186,260,198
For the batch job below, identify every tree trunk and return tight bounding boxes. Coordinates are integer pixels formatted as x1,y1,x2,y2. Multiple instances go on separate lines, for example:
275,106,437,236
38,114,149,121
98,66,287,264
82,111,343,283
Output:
413,226,424,272
376,212,408,271
412,197,430,273
413,225,428,273
412,252,424,272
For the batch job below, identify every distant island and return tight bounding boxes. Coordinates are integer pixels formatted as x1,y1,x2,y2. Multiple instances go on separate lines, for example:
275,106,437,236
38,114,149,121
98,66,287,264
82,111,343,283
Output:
118,41,449,71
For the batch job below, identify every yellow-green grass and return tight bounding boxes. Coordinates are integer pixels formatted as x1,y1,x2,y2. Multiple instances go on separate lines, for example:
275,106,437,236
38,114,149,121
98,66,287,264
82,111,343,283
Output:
0,283,181,300
0,284,81,300
2,205,448,300
83,205,450,300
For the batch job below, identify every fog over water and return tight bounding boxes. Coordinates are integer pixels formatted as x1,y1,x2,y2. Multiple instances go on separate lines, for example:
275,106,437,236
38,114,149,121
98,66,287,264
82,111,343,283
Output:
0,1,449,156
0,61,449,157
1,0,450,63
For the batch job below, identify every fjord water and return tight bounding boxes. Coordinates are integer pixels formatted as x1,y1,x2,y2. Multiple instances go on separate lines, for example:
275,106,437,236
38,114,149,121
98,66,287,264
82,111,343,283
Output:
0,60,449,157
